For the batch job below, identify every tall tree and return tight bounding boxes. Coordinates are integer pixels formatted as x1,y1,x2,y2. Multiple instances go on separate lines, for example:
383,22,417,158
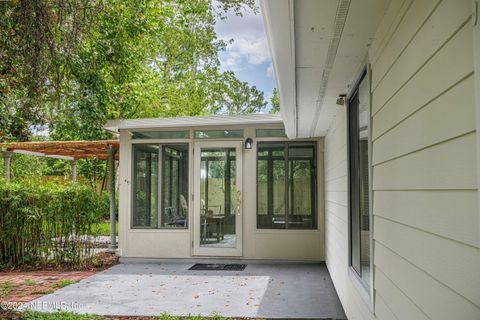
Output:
0,0,266,142
211,71,267,114
0,0,103,141
269,88,280,113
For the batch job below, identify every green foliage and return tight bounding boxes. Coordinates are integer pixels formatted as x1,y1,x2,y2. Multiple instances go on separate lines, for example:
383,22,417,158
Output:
0,0,103,142
20,312,231,320
92,222,118,236
23,279,37,286
210,71,267,114
21,311,105,320
269,88,280,113
0,0,266,143
158,315,227,320
0,153,107,190
77,158,107,190
51,279,79,289
0,281,14,297
0,180,109,268
9,154,50,180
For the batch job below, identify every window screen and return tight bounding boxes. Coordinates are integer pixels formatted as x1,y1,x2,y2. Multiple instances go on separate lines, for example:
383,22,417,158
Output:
132,143,189,229
257,142,317,229
132,144,159,228
160,144,189,228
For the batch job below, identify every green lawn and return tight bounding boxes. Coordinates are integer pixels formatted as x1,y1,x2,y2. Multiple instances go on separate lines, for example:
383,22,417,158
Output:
20,311,234,320
91,222,118,237
21,312,103,320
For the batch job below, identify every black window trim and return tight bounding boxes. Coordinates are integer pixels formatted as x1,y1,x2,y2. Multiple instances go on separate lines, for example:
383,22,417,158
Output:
131,143,159,229
346,65,374,298
130,142,190,230
159,144,189,229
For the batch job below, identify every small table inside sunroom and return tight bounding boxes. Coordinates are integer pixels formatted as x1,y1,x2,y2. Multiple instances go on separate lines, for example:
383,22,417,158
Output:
202,215,225,243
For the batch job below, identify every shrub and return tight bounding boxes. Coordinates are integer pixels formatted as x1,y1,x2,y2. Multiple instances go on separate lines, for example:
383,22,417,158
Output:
0,179,109,268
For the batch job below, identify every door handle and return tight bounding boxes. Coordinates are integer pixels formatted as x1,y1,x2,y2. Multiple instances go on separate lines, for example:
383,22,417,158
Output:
236,190,242,216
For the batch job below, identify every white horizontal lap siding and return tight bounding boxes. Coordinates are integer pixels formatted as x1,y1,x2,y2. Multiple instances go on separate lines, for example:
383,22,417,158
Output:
325,109,375,320
370,0,480,319
324,0,480,319
371,0,472,111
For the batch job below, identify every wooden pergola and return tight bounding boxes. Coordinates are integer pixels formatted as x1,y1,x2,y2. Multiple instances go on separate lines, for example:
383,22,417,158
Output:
0,140,119,160
0,140,119,251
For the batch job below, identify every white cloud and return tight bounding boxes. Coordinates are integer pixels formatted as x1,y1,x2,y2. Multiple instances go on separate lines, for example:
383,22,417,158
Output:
220,51,242,71
266,62,274,78
215,3,271,72
212,1,276,101
228,37,270,65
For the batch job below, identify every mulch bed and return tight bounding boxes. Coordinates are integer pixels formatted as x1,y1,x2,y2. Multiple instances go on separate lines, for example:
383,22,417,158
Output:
0,252,118,303
0,269,96,303
0,251,119,273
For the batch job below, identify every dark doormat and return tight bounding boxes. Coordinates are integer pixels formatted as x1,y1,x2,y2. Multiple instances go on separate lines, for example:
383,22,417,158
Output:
188,263,247,271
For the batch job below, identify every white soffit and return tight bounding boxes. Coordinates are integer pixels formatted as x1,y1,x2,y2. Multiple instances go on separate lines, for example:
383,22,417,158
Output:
260,0,296,138
261,0,391,138
105,113,283,132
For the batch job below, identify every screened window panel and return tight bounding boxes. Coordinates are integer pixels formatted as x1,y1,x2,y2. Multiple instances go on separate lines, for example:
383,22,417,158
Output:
132,143,189,229
160,144,189,228
132,145,159,228
273,159,286,217
257,142,316,229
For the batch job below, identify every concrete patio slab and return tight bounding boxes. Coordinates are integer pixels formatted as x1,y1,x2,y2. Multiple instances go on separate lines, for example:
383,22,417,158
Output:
24,262,346,319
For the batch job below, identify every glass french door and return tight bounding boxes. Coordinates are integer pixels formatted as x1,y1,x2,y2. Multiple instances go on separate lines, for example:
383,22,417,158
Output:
193,141,243,256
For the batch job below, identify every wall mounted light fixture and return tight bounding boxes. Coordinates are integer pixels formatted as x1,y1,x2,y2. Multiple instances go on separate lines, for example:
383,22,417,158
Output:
336,94,347,106
244,138,253,150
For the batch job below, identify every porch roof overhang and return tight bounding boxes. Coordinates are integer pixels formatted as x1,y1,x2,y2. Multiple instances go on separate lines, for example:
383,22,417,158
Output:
260,0,391,139
105,113,283,132
0,140,120,161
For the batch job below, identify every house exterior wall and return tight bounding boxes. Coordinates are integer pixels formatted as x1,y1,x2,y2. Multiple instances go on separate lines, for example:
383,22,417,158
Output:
324,0,480,319
117,125,324,261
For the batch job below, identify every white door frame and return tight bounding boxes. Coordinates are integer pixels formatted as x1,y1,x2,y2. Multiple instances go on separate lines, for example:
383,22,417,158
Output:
192,140,243,256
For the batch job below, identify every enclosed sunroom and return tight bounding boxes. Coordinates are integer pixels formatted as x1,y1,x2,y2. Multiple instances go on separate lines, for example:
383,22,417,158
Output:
106,114,324,260
105,0,480,318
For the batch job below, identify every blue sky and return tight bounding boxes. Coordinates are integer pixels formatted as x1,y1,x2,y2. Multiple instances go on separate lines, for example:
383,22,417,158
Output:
215,3,276,111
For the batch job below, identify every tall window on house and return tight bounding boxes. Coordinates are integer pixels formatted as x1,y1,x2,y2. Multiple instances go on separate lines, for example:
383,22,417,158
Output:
132,144,159,228
257,142,317,229
160,144,189,228
132,143,189,228
347,70,371,288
